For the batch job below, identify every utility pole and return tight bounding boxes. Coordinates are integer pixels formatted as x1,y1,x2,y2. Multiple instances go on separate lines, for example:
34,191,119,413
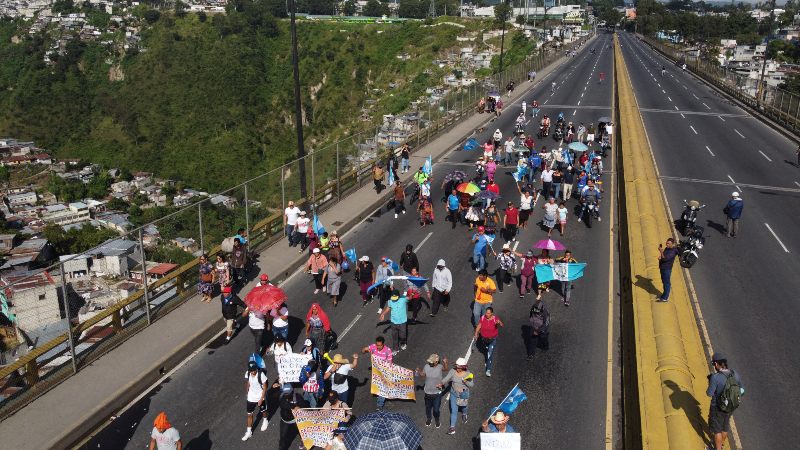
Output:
429,0,436,18
499,0,509,81
290,0,307,199
757,0,776,107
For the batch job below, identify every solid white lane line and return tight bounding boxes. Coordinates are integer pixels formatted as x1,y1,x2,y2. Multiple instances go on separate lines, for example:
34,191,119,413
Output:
734,129,745,138
764,223,790,253
702,102,711,110
727,175,742,192
690,125,698,135
705,146,715,156
718,116,726,122
758,150,773,162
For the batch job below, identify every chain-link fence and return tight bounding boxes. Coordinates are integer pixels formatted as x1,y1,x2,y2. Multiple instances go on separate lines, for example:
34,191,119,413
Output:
0,33,592,418
643,36,800,134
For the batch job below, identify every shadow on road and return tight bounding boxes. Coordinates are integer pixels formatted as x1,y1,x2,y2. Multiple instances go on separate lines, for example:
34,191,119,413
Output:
705,219,726,236
185,429,212,449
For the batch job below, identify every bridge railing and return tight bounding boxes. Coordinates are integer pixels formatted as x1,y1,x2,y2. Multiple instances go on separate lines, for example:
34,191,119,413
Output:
0,35,587,420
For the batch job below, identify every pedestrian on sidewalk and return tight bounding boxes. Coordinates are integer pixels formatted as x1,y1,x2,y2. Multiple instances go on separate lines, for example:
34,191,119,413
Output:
430,259,452,317
416,354,448,428
284,200,301,247
375,257,394,314
474,307,504,377
305,303,330,353
198,254,214,303
400,143,411,173
229,238,247,285
472,269,497,327
306,248,328,295
656,238,679,302
706,353,745,450
220,286,246,343
362,336,393,410
723,192,743,238
295,211,310,252
441,357,474,435
399,244,419,275
526,299,550,361
380,290,409,352
214,255,230,294
556,250,578,306
355,256,375,306
372,163,385,194
393,181,406,218
241,361,269,441
150,412,182,450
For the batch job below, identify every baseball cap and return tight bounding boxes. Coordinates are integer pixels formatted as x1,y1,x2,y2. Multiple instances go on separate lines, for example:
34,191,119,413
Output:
731,192,739,198
478,226,485,232
222,286,232,294
304,339,312,347
711,352,727,363
248,361,258,371
360,256,369,262
260,274,269,281
312,248,320,253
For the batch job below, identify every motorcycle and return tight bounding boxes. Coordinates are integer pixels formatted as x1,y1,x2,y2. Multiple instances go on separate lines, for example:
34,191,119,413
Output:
581,202,599,228
679,226,705,268
553,125,564,142
514,122,525,136
538,124,550,138
680,199,705,235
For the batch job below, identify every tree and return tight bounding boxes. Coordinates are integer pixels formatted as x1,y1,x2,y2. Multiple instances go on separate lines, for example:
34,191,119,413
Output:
363,0,388,17
398,0,427,19
343,0,356,16
144,9,161,24
494,1,512,24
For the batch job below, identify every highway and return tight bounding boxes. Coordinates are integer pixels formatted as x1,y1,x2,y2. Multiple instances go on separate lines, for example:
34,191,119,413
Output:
82,33,618,450
618,32,800,449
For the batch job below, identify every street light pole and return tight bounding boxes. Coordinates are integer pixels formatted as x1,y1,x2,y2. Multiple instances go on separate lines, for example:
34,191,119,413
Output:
290,0,308,199
499,0,510,81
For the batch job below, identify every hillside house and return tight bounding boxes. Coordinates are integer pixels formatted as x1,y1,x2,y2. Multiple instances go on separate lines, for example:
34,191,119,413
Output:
6,191,38,208
130,262,179,284
172,237,199,253
1,238,55,272
0,234,21,253
42,202,91,226
1,271,63,345
96,213,133,235
86,239,141,278
59,254,91,278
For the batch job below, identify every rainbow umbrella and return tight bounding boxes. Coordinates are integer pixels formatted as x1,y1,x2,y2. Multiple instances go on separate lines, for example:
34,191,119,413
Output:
456,182,481,195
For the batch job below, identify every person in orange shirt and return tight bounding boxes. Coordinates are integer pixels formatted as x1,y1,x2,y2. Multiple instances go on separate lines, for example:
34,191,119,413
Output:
472,269,497,327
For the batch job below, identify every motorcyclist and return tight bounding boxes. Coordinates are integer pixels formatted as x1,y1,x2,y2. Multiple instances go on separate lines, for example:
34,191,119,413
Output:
515,113,526,132
540,115,551,137
551,81,556,93
579,183,602,222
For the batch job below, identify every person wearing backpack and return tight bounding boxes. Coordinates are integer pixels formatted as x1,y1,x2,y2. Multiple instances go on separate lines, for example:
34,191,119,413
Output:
706,352,744,450
242,360,269,441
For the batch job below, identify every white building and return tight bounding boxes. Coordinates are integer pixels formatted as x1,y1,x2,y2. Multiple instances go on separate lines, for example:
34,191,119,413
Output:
2,271,63,345
41,202,91,226
6,191,38,208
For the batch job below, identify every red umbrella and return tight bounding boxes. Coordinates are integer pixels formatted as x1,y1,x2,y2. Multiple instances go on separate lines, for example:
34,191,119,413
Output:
244,284,287,313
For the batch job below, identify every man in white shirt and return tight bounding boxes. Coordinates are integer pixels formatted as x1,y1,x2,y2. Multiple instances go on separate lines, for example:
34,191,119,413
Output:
503,137,516,166
284,201,301,247
294,211,310,252
242,361,269,441
541,167,554,199
271,305,289,340
430,259,452,317
245,307,266,354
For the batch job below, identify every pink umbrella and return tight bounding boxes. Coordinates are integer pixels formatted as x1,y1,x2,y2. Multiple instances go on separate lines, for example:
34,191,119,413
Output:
533,239,566,251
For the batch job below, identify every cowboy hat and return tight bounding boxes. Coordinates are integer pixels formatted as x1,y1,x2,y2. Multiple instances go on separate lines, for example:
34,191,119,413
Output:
332,354,350,364
490,410,510,425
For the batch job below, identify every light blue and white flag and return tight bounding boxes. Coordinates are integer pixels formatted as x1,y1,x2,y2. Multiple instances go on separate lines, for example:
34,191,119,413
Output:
423,155,432,175
312,213,326,236
489,384,528,418
534,263,587,283
513,165,528,182
387,168,395,186
344,248,358,264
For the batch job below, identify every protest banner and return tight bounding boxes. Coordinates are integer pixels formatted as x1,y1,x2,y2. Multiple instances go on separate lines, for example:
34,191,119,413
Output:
277,353,310,383
480,432,521,450
293,408,347,450
369,355,416,400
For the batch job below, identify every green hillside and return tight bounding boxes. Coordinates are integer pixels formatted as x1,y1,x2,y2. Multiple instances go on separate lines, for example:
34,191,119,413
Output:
0,7,489,191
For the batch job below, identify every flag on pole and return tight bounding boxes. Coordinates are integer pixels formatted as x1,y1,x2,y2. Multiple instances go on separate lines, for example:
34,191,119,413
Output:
344,248,358,264
534,263,587,283
489,384,528,417
312,213,326,235
387,168,395,187
0,293,15,323
423,155,432,175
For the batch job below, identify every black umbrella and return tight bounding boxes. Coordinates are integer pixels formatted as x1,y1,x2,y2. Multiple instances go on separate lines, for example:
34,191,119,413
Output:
444,170,467,182
597,116,612,123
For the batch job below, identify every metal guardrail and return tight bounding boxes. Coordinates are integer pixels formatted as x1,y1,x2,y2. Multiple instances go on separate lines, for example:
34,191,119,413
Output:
0,35,589,420
642,36,800,135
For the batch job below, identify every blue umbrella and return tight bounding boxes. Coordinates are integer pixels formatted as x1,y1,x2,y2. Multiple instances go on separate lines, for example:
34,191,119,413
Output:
388,141,401,147
568,142,588,152
343,411,422,450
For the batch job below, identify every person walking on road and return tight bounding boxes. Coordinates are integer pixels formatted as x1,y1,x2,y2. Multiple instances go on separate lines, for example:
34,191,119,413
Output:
556,250,578,306
393,181,406,218
150,412,182,450
241,361,269,441
244,305,266,354
277,386,303,450
706,353,744,450
723,192,744,238
323,353,359,405
355,256,375,306
526,299,550,361
471,226,493,272
430,259,452,317
482,410,516,433
446,189,460,229
474,307,504,377
441,357,474,435
519,251,537,298
322,256,342,307
472,269,497,327
220,286,246,343
416,354,448,428
380,290,409,352
496,244,516,293
656,238,679,302
375,257,394,314
305,303,330,353
284,200,301,247
519,190,534,229
399,244,419,275
503,201,519,242
362,336,393,410
306,248,328,295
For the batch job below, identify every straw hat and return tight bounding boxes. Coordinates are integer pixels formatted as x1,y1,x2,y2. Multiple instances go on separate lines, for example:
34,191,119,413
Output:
332,354,350,364
490,411,510,425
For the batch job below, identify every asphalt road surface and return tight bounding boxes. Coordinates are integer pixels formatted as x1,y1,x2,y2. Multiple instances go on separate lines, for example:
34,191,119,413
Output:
83,33,618,450
619,32,800,449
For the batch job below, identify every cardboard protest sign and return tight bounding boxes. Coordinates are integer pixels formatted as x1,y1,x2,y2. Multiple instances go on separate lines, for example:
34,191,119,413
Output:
277,353,310,383
480,432,521,450
369,355,416,400
293,408,347,449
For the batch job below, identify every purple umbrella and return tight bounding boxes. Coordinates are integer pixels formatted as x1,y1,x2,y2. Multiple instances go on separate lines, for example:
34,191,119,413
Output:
533,239,566,251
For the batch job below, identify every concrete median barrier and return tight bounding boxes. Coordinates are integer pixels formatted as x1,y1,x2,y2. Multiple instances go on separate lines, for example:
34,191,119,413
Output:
613,34,711,449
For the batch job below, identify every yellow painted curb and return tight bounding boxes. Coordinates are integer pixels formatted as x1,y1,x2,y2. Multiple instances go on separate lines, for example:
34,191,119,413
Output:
613,35,711,449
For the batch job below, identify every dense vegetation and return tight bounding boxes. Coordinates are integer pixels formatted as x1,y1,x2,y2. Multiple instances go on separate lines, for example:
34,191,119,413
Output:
0,6,486,193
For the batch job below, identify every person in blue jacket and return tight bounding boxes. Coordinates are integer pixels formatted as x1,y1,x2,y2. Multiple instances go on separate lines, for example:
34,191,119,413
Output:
723,192,744,238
